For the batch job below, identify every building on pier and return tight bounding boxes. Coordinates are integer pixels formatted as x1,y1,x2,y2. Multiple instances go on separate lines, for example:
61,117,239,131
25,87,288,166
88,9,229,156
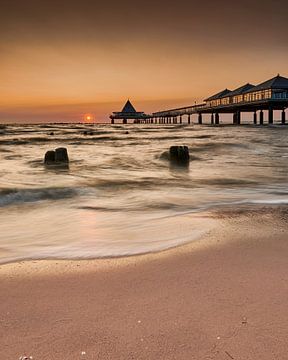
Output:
152,74,288,125
204,89,232,107
110,100,150,124
242,75,288,102
220,83,255,105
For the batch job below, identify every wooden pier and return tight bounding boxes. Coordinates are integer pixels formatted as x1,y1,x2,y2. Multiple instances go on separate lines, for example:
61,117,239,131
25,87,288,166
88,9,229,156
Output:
110,75,288,125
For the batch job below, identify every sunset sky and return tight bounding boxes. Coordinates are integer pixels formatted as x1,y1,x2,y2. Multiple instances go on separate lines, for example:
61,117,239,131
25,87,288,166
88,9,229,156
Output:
1,0,287,123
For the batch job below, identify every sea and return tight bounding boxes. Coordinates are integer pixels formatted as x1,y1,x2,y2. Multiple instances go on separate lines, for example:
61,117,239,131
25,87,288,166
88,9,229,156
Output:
0,122,287,264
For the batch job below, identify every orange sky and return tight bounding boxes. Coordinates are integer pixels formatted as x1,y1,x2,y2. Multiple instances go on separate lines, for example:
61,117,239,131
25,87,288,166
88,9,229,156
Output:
1,0,287,123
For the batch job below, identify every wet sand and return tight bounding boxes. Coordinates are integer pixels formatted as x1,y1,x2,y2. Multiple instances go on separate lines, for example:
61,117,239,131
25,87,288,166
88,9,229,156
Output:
1,207,288,360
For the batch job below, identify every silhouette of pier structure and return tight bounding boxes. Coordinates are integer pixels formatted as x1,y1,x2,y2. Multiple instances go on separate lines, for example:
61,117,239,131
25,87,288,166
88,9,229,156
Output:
110,100,150,124
110,75,288,125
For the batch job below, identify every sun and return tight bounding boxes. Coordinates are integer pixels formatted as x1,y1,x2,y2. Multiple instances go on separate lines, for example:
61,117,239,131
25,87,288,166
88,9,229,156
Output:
84,114,94,123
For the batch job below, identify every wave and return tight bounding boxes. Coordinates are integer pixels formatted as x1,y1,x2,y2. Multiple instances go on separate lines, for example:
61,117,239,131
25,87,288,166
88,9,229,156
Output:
77,197,288,215
246,199,288,205
201,178,259,186
0,187,78,207
0,139,30,145
3,154,23,160
0,135,130,146
191,142,249,152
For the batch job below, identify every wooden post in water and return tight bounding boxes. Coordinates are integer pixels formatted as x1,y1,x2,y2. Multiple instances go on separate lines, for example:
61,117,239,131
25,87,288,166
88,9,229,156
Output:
215,113,220,125
188,114,191,124
198,113,202,124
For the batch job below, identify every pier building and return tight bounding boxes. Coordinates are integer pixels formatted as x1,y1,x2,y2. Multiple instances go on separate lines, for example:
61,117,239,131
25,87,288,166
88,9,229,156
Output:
110,100,150,124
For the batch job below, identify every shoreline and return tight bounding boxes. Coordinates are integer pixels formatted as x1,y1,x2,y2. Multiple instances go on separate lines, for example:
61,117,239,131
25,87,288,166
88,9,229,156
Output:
1,203,287,269
0,204,286,270
1,205,288,359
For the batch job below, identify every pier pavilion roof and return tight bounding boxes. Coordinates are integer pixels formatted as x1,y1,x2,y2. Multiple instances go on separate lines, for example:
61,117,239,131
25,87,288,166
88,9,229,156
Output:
112,99,145,116
244,75,288,93
111,99,147,120
227,83,255,97
204,89,231,102
121,99,137,113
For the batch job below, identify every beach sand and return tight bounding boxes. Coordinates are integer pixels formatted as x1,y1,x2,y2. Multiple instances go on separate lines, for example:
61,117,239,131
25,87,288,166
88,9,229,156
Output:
1,207,288,359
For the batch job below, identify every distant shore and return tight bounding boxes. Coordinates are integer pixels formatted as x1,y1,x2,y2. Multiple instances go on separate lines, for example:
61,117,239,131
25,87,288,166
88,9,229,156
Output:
1,206,288,360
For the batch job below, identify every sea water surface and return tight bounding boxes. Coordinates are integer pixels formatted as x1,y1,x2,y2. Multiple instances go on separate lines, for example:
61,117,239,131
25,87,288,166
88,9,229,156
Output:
0,123,287,264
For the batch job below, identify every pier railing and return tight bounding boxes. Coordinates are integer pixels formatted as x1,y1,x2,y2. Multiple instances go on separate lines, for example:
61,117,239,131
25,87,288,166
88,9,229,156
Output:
153,103,207,117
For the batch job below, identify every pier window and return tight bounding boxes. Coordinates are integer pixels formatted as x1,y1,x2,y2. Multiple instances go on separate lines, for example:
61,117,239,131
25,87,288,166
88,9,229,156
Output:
264,90,272,99
272,90,288,99
210,99,221,107
233,95,243,103
244,89,272,102
221,97,230,105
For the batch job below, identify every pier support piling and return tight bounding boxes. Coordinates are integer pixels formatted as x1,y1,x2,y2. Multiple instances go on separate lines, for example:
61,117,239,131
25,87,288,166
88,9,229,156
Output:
215,113,220,125
259,110,264,125
253,111,257,125
211,113,214,125
282,109,286,125
198,113,202,125
237,111,241,125
268,108,274,125
188,114,191,124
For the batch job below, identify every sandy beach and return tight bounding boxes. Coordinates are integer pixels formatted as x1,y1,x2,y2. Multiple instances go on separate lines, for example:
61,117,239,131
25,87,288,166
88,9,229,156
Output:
1,207,288,360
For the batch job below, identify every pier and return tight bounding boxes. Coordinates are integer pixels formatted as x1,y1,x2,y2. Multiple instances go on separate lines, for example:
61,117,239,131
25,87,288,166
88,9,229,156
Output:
110,75,288,125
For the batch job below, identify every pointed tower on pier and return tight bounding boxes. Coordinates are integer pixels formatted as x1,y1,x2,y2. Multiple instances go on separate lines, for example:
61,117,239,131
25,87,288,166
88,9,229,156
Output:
121,99,137,113
110,99,149,124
